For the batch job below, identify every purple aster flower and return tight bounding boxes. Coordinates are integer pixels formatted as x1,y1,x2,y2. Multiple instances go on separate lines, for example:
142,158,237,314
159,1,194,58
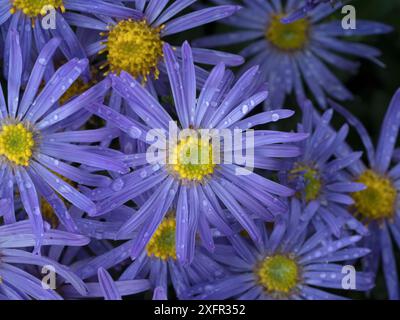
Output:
0,220,89,300
184,199,374,300
0,32,129,249
83,0,243,86
0,0,140,82
194,0,392,108
282,0,341,23
60,267,151,300
69,214,228,300
284,100,367,236
83,42,308,266
118,215,230,300
329,89,400,300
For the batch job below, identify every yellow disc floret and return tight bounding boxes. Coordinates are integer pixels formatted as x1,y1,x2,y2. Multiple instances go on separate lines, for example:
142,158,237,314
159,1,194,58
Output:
0,123,35,166
40,198,59,228
59,77,94,105
353,170,397,220
169,135,216,182
102,19,164,80
11,0,65,17
257,255,299,295
290,164,322,202
40,174,74,228
147,218,176,260
266,14,309,51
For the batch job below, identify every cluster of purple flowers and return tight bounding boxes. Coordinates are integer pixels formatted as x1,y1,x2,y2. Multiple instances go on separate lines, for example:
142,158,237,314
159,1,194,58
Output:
0,0,398,301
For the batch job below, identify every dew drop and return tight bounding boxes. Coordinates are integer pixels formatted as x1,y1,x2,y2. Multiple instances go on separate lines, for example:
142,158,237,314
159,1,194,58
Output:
111,178,124,192
271,113,280,122
129,126,142,138
38,58,47,65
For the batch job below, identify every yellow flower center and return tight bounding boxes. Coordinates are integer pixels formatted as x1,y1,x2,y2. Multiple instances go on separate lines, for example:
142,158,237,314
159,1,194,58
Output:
59,71,97,105
0,123,35,166
147,218,176,261
266,14,309,51
290,164,322,202
353,170,397,220
102,19,164,81
39,174,74,228
40,198,59,228
11,0,65,17
59,80,91,105
169,135,216,182
257,255,299,295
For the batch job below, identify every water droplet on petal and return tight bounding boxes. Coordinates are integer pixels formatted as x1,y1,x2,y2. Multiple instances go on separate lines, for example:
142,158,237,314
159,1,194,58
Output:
271,113,280,122
38,58,47,65
111,178,124,192
129,126,142,138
